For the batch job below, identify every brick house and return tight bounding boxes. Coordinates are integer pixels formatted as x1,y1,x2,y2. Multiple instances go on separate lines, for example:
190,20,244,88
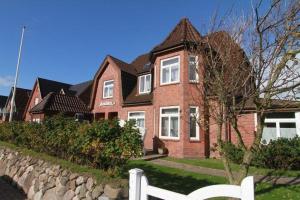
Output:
23,77,92,122
1,87,31,122
89,18,300,158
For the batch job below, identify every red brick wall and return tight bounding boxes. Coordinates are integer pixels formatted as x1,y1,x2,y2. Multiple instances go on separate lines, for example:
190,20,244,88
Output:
92,61,122,116
209,113,256,158
25,82,42,122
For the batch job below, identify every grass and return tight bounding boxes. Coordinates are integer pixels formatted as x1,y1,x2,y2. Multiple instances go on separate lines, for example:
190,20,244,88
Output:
0,141,127,186
164,157,300,177
126,160,300,200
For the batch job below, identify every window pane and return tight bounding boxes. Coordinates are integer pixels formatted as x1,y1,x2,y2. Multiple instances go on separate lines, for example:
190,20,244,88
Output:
108,87,113,97
161,117,169,136
136,119,145,128
171,65,179,82
140,76,145,92
145,75,151,92
129,112,144,117
104,87,109,97
162,58,179,66
190,116,196,138
266,112,295,119
162,68,169,83
189,56,197,81
262,123,277,144
162,108,178,114
280,123,297,139
170,117,178,137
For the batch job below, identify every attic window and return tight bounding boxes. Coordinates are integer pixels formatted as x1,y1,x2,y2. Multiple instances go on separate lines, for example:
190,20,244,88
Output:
34,98,39,105
139,74,151,94
143,62,151,70
60,89,65,95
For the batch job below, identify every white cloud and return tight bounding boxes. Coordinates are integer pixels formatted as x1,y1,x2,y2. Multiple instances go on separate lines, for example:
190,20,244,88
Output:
0,76,14,87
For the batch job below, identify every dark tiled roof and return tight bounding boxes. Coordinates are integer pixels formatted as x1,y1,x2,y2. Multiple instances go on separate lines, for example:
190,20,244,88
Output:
12,87,31,111
109,55,137,75
30,92,90,114
0,95,8,108
123,84,152,106
37,77,72,98
151,18,202,53
243,98,300,111
69,80,93,105
131,53,153,74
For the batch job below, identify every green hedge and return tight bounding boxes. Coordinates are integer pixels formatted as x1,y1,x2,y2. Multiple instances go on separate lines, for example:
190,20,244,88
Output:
0,115,143,174
223,137,300,170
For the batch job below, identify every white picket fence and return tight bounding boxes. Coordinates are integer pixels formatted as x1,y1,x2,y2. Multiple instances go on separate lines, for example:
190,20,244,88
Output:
129,168,254,200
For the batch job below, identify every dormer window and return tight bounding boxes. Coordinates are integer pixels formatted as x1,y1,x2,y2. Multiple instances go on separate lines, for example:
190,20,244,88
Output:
189,55,199,82
34,97,39,105
139,74,151,94
103,80,114,98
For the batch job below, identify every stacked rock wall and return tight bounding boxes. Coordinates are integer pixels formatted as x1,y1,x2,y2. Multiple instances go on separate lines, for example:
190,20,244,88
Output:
0,147,128,200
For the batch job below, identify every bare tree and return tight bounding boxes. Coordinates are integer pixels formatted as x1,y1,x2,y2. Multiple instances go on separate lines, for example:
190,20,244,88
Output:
190,0,300,184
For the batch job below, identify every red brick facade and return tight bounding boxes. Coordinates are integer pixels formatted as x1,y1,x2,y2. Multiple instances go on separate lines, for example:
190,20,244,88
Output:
24,81,42,122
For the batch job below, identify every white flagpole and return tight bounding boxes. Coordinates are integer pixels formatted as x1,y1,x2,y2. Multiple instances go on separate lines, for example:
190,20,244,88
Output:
9,26,26,122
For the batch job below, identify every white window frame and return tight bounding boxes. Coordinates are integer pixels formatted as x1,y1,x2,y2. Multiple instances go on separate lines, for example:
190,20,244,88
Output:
139,74,151,94
34,97,39,105
103,80,114,99
264,115,299,138
259,112,300,144
33,118,41,123
159,106,180,140
189,106,200,141
160,56,180,85
128,111,146,128
189,55,199,83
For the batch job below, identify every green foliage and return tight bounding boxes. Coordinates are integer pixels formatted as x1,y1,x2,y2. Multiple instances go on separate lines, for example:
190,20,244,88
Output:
222,137,300,170
0,115,143,174
222,142,244,164
252,137,300,170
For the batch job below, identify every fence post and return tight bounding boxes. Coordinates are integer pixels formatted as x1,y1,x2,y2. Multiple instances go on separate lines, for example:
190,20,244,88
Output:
129,168,144,200
241,176,254,200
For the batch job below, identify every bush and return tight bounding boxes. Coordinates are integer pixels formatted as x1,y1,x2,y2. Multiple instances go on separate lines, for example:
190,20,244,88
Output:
222,142,244,164
252,137,300,170
0,115,143,174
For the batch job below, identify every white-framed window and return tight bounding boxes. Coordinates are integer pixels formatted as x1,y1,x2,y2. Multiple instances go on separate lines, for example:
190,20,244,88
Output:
33,118,41,123
159,106,180,139
34,97,39,105
128,111,146,137
103,80,114,98
160,56,180,85
189,106,200,140
139,74,151,94
189,55,199,82
261,112,300,144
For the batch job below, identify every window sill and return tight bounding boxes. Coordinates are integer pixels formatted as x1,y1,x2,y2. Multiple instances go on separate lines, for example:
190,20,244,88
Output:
159,137,180,141
159,82,180,87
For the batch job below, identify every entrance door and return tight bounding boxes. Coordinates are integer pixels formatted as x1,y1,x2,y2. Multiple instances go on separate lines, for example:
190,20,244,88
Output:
128,112,145,139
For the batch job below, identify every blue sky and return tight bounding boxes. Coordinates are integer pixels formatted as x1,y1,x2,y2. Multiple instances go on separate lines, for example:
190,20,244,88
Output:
0,0,254,96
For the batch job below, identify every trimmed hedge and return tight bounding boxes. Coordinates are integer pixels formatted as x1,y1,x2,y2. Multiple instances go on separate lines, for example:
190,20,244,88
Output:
223,137,300,170
0,115,143,174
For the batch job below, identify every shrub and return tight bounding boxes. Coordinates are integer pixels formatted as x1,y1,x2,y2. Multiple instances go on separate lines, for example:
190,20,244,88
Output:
222,142,244,164
0,115,143,174
252,137,300,170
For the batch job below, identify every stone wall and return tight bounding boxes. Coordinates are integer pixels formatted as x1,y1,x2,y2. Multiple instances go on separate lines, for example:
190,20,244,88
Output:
0,147,128,200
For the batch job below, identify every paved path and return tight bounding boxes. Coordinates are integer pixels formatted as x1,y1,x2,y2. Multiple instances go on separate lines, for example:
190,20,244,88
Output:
0,178,26,200
150,159,300,185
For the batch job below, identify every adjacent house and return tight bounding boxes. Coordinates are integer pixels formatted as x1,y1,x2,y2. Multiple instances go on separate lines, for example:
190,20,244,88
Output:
1,87,31,121
0,95,8,123
23,77,92,122
89,18,300,158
